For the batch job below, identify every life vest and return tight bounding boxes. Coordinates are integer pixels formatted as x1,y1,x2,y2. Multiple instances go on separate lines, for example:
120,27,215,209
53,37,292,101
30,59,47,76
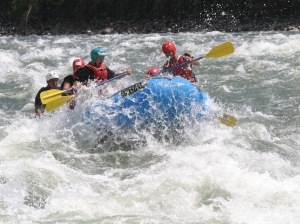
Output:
164,55,196,82
87,63,108,82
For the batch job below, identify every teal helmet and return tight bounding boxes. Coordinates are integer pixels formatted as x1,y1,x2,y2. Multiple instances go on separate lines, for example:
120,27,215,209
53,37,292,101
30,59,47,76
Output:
91,47,106,62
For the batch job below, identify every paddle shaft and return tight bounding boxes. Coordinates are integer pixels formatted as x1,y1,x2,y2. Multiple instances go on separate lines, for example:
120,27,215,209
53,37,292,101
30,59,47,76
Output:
96,73,126,86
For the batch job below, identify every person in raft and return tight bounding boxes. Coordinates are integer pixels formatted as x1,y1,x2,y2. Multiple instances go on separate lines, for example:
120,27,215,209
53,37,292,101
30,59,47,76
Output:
161,41,200,82
59,58,86,110
145,67,160,79
75,47,131,84
34,72,59,117
60,58,85,92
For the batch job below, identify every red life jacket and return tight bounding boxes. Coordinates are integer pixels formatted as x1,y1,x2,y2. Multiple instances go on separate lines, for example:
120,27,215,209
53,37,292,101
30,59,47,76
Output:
164,55,196,82
87,63,108,82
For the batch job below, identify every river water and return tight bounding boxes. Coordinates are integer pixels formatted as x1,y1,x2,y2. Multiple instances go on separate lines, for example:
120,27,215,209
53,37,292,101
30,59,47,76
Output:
0,31,300,223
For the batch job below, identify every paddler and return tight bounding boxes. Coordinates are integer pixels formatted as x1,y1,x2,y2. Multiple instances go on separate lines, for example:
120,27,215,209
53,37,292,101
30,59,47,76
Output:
60,58,85,92
60,58,86,110
34,72,59,117
161,41,199,82
76,47,131,84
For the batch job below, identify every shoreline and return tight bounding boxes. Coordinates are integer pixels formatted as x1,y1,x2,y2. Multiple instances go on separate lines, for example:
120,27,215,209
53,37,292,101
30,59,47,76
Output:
1,17,300,36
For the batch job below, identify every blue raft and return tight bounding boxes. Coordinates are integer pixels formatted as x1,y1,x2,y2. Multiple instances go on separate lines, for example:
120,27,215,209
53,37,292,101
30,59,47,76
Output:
85,77,209,130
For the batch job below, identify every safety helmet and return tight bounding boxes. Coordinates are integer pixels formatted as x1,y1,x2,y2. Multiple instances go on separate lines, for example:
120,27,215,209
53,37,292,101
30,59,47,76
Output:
46,72,59,81
91,47,106,62
162,41,176,54
147,68,160,77
72,58,85,70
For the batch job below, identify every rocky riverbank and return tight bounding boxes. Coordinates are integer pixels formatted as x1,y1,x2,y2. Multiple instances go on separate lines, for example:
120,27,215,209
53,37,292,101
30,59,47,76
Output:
1,16,300,36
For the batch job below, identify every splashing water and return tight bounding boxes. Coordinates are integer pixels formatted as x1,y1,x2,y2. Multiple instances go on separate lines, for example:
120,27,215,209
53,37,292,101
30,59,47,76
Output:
1,31,300,223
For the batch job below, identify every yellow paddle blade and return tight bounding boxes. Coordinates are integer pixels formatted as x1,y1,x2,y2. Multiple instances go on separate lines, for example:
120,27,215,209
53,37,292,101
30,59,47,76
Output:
45,95,74,112
40,89,67,104
204,42,234,58
218,113,237,127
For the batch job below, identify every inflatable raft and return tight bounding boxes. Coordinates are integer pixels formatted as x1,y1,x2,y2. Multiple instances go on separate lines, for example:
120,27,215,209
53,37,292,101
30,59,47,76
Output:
85,77,209,130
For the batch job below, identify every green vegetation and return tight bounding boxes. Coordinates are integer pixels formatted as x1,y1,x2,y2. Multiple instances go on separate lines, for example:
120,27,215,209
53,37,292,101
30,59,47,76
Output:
1,0,299,28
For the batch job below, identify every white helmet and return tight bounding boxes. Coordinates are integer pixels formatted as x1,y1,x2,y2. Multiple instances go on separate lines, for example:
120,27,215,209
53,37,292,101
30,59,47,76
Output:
46,72,59,81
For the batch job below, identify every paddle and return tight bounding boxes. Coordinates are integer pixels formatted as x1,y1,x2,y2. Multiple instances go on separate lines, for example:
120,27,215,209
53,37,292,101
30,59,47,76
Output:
42,72,127,112
45,95,74,112
40,87,72,104
41,73,126,105
153,41,234,76
219,113,237,127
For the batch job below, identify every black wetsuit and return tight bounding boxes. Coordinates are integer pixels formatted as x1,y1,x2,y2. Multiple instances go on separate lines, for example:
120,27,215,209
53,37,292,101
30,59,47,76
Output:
60,74,77,89
34,86,51,113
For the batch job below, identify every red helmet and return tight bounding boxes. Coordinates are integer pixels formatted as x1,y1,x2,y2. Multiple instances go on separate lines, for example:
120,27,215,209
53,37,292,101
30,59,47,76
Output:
147,68,160,76
162,41,176,54
72,58,85,70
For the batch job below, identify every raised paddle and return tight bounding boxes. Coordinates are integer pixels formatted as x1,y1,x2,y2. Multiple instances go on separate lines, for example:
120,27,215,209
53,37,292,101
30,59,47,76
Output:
40,73,126,105
153,41,235,76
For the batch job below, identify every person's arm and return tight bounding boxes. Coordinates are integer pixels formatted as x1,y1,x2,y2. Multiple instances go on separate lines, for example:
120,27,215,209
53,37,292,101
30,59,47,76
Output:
63,81,72,90
61,75,79,94
62,75,75,90
34,88,44,117
107,67,131,80
184,53,200,66
162,60,170,69
115,70,131,76
35,105,43,117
